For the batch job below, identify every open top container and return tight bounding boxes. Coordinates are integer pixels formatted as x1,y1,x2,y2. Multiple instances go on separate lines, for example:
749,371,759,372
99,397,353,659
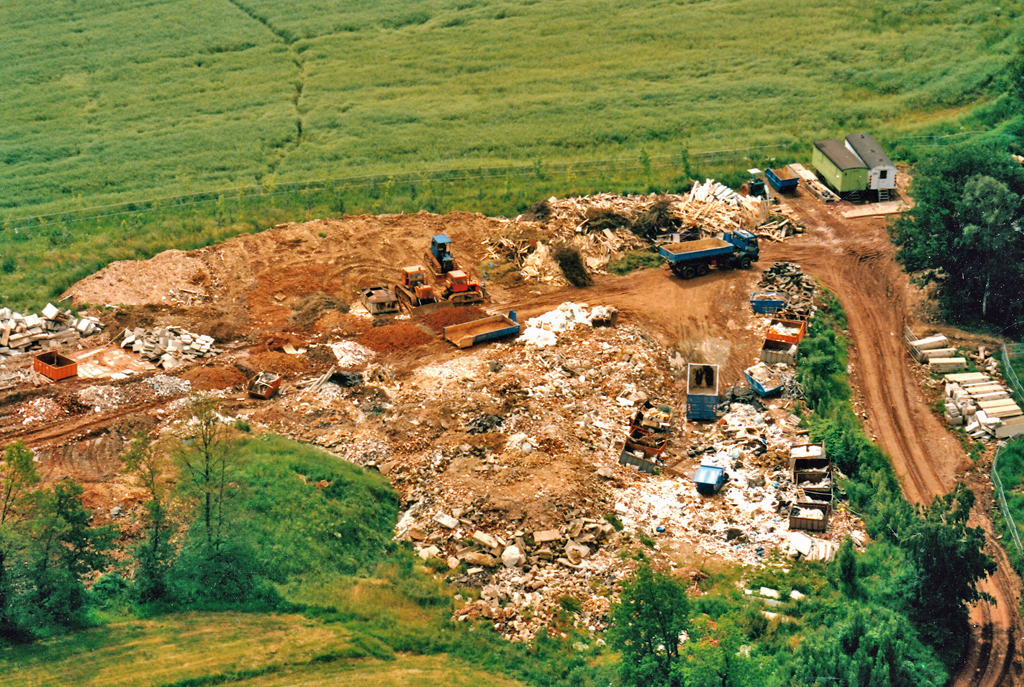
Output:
33,351,78,381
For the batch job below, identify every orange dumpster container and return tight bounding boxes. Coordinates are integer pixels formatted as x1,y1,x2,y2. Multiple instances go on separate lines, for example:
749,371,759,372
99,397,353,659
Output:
33,351,78,381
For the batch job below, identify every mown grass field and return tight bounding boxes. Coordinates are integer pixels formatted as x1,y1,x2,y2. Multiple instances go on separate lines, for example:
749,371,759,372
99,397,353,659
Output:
3,0,1022,218
0,613,530,687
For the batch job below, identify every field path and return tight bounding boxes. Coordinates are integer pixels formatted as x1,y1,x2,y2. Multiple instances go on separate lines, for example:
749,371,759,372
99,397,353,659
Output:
223,0,306,165
766,190,1023,687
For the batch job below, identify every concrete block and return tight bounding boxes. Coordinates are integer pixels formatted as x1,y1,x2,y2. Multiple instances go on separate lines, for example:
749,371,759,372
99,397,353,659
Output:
913,335,949,350
433,513,459,529
929,357,968,373
533,529,562,544
471,531,499,550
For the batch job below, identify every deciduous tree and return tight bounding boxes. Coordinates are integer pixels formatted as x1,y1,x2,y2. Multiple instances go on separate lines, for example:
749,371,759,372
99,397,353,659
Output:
896,482,996,658
0,441,39,641
609,564,690,687
122,433,175,602
175,395,237,549
22,479,114,631
889,143,1024,333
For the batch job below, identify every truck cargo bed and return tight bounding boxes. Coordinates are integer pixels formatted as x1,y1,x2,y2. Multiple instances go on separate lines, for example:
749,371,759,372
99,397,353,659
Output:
660,237,732,259
443,312,519,348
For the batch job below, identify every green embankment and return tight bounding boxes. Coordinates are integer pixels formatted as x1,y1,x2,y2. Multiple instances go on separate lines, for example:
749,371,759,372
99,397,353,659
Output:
0,435,607,687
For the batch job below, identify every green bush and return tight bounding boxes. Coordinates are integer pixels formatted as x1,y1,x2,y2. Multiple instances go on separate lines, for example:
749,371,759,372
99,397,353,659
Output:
552,245,592,287
168,539,281,610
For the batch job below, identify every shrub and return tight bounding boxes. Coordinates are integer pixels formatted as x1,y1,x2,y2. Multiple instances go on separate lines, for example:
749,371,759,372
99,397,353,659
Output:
552,245,592,287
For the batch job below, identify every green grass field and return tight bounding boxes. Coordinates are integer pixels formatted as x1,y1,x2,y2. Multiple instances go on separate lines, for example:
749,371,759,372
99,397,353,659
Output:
3,0,1022,219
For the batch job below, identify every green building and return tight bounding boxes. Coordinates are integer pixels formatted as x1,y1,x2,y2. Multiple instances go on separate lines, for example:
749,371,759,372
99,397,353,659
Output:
812,140,868,193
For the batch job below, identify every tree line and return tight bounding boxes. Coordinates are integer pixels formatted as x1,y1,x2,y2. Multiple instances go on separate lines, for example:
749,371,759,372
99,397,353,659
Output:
0,396,277,642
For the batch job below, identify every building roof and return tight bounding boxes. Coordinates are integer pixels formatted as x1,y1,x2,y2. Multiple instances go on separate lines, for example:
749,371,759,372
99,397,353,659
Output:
845,132,894,169
814,139,866,171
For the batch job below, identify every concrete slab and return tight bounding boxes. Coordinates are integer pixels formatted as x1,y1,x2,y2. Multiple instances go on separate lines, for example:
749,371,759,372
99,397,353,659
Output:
945,372,989,383
842,201,910,219
70,345,155,378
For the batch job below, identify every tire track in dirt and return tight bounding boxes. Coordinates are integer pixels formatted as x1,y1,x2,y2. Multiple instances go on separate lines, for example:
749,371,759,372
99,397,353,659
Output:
767,194,1021,687
4,398,172,450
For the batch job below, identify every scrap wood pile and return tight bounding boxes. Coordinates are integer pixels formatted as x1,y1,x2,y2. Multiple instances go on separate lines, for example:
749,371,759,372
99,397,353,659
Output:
0,304,102,359
756,262,818,319
755,207,804,242
488,181,799,281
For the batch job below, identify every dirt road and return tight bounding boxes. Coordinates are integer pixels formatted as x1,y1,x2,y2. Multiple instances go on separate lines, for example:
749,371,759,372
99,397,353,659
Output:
769,190,1022,687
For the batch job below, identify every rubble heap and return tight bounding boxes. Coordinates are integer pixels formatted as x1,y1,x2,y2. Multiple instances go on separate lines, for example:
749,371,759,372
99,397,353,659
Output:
228,301,860,643
0,304,101,358
488,182,800,282
121,326,221,369
757,263,818,319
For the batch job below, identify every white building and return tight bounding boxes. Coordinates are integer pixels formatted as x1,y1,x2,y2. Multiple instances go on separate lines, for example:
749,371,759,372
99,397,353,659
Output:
845,132,897,197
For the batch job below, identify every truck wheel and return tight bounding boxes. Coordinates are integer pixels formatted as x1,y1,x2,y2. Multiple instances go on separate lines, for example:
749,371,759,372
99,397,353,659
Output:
681,265,697,279
696,263,710,277
739,257,752,269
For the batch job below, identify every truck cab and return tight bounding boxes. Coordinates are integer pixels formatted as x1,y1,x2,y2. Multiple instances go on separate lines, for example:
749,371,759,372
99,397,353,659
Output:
401,266,434,299
724,229,759,264
446,270,476,293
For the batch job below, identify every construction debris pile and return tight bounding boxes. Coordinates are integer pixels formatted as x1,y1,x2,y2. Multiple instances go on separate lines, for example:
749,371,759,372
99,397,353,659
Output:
519,302,619,348
225,299,862,642
943,371,1024,440
614,400,861,568
756,263,818,319
0,304,102,358
489,183,801,282
121,326,221,369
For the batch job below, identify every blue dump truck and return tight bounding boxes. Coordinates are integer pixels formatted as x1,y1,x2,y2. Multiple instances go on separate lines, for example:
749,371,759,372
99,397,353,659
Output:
659,230,759,279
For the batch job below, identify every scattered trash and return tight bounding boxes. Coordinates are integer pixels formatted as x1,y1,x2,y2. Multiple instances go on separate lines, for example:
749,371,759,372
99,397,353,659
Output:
466,413,504,435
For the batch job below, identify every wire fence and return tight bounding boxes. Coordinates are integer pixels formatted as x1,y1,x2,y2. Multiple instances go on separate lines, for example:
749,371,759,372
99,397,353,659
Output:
993,440,1023,553
1,129,1014,233
892,130,1016,147
1003,343,1024,402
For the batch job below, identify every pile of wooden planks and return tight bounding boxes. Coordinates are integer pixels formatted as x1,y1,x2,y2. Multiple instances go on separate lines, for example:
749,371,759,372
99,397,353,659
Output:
788,163,840,203
493,181,801,280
